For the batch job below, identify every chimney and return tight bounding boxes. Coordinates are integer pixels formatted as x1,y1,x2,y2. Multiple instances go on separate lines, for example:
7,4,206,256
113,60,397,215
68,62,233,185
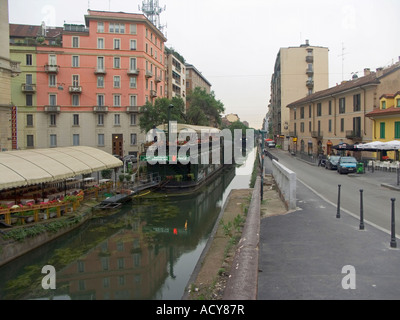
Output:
364,68,371,76
376,67,384,77
305,39,309,46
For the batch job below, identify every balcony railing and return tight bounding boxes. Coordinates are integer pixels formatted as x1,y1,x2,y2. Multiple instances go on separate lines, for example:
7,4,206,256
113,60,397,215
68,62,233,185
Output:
44,106,61,113
145,70,153,78
311,131,323,139
306,68,314,75
21,83,36,92
346,130,362,140
93,106,109,113
306,55,314,63
127,69,140,76
94,68,106,75
126,106,140,113
44,64,59,73
306,80,314,88
150,90,157,98
155,75,162,83
69,86,82,93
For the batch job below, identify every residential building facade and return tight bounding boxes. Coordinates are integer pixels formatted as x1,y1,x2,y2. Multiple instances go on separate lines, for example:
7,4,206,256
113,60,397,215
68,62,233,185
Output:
268,40,329,150
287,61,400,158
185,63,212,94
0,0,20,151
10,10,167,158
165,51,186,107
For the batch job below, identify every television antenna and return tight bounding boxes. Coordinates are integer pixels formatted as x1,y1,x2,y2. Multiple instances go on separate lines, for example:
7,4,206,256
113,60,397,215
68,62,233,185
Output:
338,42,349,81
139,0,166,34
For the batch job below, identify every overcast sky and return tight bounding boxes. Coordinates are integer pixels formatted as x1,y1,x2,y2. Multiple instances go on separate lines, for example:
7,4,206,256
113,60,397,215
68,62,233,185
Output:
8,0,400,129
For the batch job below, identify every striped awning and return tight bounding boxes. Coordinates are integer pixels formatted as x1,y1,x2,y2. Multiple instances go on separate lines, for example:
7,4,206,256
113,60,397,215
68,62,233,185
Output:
0,146,122,190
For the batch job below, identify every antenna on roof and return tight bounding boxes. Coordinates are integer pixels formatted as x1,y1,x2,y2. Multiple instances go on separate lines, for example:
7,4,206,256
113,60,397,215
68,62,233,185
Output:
139,0,166,34
338,42,349,81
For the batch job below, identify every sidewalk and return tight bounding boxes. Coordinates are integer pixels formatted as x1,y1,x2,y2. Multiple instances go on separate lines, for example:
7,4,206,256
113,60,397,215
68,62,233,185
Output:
257,155,400,300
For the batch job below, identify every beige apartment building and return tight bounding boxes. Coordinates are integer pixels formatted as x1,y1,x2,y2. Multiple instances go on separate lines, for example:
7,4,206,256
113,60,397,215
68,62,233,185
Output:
185,63,212,94
165,50,186,107
287,61,400,157
269,40,329,149
0,0,20,151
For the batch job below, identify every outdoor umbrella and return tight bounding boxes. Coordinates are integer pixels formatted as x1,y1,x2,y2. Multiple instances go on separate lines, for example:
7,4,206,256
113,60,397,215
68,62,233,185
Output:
384,140,400,150
357,141,395,151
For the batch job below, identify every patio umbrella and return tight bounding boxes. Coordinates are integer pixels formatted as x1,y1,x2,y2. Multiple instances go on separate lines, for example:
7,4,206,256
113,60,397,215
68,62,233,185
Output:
384,140,400,150
356,141,388,150
332,143,358,151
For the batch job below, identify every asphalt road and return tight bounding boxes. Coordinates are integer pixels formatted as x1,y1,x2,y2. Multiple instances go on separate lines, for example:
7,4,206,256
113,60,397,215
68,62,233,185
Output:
267,149,400,237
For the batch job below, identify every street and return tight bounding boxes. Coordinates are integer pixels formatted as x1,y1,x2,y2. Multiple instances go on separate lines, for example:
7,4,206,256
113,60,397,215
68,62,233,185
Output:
266,149,400,237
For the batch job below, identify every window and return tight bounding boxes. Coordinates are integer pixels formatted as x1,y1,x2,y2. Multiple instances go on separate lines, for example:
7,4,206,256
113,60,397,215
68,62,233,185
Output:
73,114,79,126
113,94,121,107
382,101,386,110
98,134,105,146
130,114,137,125
98,114,104,126
309,105,312,118
109,23,125,33
380,122,386,139
26,54,32,66
130,24,137,34
49,94,57,106
309,121,312,132
26,94,33,106
328,101,332,115
97,76,104,88
72,94,80,106
72,56,79,67
97,38,104,49
97,57,104,71
317,103,322,117
130,39,137,50
97,94,105,106
329,119,332,132
397,99,400,108
129,95,137,106
50,134,57,147
27,114,33,126
72,37,79,48
26,74,33,85
300,107,304,119
27,135,34,148
114,39,120,50
395,122,400,139
97,22,104,33
49,74,56,87
129,77,137,89
49,54,57,66
353,94,361,112
72,75,79,87
73,134,80,146
130,133,137,145
300,122,304,133
113,76,120,88
130,57,137,71
339,98,346,114
340,118,344,132
353,117,361,137
50,114,56,126
114,114,120,126
114,57,120,68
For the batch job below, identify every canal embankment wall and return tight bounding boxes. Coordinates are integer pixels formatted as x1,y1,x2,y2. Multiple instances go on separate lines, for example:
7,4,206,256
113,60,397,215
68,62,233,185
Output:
223,176,261,300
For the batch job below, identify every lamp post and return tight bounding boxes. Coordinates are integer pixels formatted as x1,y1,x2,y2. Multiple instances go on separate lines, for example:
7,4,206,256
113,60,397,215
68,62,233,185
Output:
167,104,174,145
260,130,267,201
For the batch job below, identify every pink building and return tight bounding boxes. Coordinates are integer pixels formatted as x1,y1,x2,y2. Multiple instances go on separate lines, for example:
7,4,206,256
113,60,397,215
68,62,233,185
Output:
32,10,166,157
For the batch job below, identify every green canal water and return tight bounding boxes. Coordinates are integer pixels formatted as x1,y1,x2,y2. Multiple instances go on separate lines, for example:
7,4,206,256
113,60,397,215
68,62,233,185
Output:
0,148,255,300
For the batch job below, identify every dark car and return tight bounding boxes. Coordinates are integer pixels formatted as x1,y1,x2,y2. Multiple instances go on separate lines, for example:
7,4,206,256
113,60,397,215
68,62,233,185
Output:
325,155,340,170
337,156,357,174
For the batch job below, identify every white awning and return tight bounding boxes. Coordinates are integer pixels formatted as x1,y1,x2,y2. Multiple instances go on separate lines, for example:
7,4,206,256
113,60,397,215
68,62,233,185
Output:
0,146,122,190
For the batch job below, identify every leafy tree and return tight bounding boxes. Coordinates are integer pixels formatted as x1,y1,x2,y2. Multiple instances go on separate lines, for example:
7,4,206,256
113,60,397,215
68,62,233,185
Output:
186,87,225,127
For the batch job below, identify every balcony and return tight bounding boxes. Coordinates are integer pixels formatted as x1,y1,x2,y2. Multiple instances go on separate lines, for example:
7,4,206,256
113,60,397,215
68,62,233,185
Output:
69,86,82,93
311,131,323,139
306,80,314,88
155,75,162,83
10,60,21,77
145,70,153,78
150,90,157,98
94,67,107,75
306,68,314,75
289,131,297,138
346,130,362,141
44,106,61,113
21,83,36,93
44,64,59,73
126,106,140,113
127,68,140,76
306,55,314,63
93,106,109,113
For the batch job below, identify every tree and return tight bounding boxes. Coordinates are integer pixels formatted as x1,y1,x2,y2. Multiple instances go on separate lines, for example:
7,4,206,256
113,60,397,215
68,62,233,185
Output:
186,87,225,127
139,97,186,132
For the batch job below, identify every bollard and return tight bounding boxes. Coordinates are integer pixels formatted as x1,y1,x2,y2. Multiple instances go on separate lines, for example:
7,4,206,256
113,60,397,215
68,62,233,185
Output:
336,184,341,219
390,198,397,248
359,189,364,230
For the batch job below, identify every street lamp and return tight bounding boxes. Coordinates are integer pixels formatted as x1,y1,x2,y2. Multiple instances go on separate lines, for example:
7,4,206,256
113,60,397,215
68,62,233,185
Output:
167,104,174,144
260,130,267,201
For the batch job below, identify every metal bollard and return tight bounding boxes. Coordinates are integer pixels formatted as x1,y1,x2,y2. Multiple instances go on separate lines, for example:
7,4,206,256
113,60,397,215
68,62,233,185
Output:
336,184,341,219
359,189,364,230
390,198,397,248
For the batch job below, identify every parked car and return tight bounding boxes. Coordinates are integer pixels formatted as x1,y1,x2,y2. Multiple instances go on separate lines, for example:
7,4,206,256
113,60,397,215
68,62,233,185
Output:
337,156,357,174
113,154,123,161
123,155,137,163
325,155,340,170
267,141,276,148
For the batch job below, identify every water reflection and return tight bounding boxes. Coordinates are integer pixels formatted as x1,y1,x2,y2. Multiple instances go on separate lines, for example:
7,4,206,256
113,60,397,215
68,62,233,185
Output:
0,164,242,300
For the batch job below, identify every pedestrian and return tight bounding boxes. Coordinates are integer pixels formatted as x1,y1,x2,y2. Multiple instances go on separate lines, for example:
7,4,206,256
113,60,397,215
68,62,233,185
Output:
318,153,323,167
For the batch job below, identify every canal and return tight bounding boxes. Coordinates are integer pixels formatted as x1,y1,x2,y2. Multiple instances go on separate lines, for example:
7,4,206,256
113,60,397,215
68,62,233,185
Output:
0,148,255,300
